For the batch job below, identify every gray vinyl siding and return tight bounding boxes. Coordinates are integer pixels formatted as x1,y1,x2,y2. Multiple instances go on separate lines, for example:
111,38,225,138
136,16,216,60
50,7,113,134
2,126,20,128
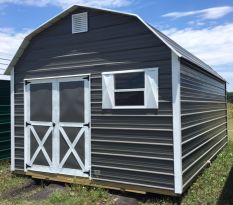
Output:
13,8,174,191
0,80,10,160
180,60,227,190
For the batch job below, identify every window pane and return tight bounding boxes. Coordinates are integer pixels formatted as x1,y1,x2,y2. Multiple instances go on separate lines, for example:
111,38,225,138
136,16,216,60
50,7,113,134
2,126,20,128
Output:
115,72,144,89
30,83,52,122
115,91,144,106
60,81,85,123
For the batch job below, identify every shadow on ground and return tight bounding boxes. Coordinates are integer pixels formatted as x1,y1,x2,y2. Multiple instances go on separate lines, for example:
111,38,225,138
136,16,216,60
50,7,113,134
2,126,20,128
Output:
218,167,233,205
109,189,181,205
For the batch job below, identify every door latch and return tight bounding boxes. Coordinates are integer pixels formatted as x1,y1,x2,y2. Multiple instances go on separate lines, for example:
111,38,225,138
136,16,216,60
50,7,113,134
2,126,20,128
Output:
52,122,56,127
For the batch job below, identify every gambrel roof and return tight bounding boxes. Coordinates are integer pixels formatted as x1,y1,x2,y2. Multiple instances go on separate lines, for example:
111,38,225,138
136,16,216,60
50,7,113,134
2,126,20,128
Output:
4,4,225,81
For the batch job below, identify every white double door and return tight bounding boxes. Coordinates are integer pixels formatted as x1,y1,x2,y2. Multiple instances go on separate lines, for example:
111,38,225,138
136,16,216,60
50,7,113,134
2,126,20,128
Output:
25,76,90,177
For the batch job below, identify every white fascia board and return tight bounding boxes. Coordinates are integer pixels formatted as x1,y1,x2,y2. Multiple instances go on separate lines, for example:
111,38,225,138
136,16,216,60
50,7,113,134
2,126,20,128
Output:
4,4,182,76
172,51,183,194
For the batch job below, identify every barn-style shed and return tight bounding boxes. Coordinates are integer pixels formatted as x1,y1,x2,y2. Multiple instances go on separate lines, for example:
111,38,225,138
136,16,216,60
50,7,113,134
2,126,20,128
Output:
5,5,227,196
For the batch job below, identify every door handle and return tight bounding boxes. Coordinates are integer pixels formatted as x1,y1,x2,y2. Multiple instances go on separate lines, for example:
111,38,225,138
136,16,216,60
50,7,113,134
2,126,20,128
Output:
52,122,56,127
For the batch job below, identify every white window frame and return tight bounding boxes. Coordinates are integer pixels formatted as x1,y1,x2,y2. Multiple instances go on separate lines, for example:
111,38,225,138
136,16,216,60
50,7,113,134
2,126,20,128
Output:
102,68,159,109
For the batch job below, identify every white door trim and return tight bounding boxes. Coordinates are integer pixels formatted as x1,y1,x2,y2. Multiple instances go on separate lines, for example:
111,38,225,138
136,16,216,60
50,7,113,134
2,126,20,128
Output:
24,81,30,172
24,73,91,82
53,81,60,172
24,75,91,177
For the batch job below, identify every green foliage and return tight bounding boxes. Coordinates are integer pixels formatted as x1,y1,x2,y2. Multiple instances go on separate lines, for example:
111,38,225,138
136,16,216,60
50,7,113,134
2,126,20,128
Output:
45,185,112,205
227,92,233,103
228,103,233,121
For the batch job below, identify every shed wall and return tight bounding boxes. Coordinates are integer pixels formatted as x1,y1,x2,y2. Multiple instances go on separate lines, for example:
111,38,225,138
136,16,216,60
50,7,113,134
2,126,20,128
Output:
13,8,174,191
180,60,227,190
0,80,10,160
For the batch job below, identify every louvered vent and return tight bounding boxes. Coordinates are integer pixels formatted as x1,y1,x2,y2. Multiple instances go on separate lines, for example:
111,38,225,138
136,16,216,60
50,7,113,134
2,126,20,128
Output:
72,12,88,34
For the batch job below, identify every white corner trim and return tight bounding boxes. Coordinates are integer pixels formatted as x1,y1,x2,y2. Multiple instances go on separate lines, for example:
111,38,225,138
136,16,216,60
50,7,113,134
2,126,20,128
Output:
225,84,228,141
172,52,183,194
10,68,15,171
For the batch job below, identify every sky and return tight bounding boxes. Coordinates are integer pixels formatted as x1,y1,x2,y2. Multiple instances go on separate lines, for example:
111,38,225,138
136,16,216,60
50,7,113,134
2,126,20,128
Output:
0,0,232,91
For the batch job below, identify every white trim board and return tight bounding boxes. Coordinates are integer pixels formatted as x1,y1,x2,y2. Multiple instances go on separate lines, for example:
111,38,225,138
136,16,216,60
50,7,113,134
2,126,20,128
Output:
172,52,183,194
10,68,15,171
24,73,90,82
102,68,158,75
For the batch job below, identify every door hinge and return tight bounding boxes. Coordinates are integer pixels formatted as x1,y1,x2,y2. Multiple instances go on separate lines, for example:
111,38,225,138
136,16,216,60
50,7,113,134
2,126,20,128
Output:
26,122,31,127
83,122,90,128
83,170,90,175
83,76,90,81
26,164,31,169
25,80,31,85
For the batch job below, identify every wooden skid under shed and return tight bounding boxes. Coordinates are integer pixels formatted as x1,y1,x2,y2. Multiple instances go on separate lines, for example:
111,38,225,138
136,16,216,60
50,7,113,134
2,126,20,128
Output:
24,171,175,196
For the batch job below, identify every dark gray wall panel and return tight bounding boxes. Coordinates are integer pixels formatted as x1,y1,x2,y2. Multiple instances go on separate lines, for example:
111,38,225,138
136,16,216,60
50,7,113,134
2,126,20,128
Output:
13,7,173,191
180,61,227,191
0,80,10,160
92,167,174,190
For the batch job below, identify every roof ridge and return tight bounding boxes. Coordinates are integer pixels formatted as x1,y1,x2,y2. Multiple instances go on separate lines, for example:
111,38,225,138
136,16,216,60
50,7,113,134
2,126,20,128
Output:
148,25,224,80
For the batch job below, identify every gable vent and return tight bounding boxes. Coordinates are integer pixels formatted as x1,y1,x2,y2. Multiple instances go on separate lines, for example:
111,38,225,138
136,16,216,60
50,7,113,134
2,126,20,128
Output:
72,12,88,34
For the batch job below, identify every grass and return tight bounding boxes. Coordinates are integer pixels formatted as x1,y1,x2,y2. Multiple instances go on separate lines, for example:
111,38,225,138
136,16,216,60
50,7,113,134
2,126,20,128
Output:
35,186,113,205
0,161,30,193
229,118,233,130
0,185,113,205
228,103,233,130
0,109,232,204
